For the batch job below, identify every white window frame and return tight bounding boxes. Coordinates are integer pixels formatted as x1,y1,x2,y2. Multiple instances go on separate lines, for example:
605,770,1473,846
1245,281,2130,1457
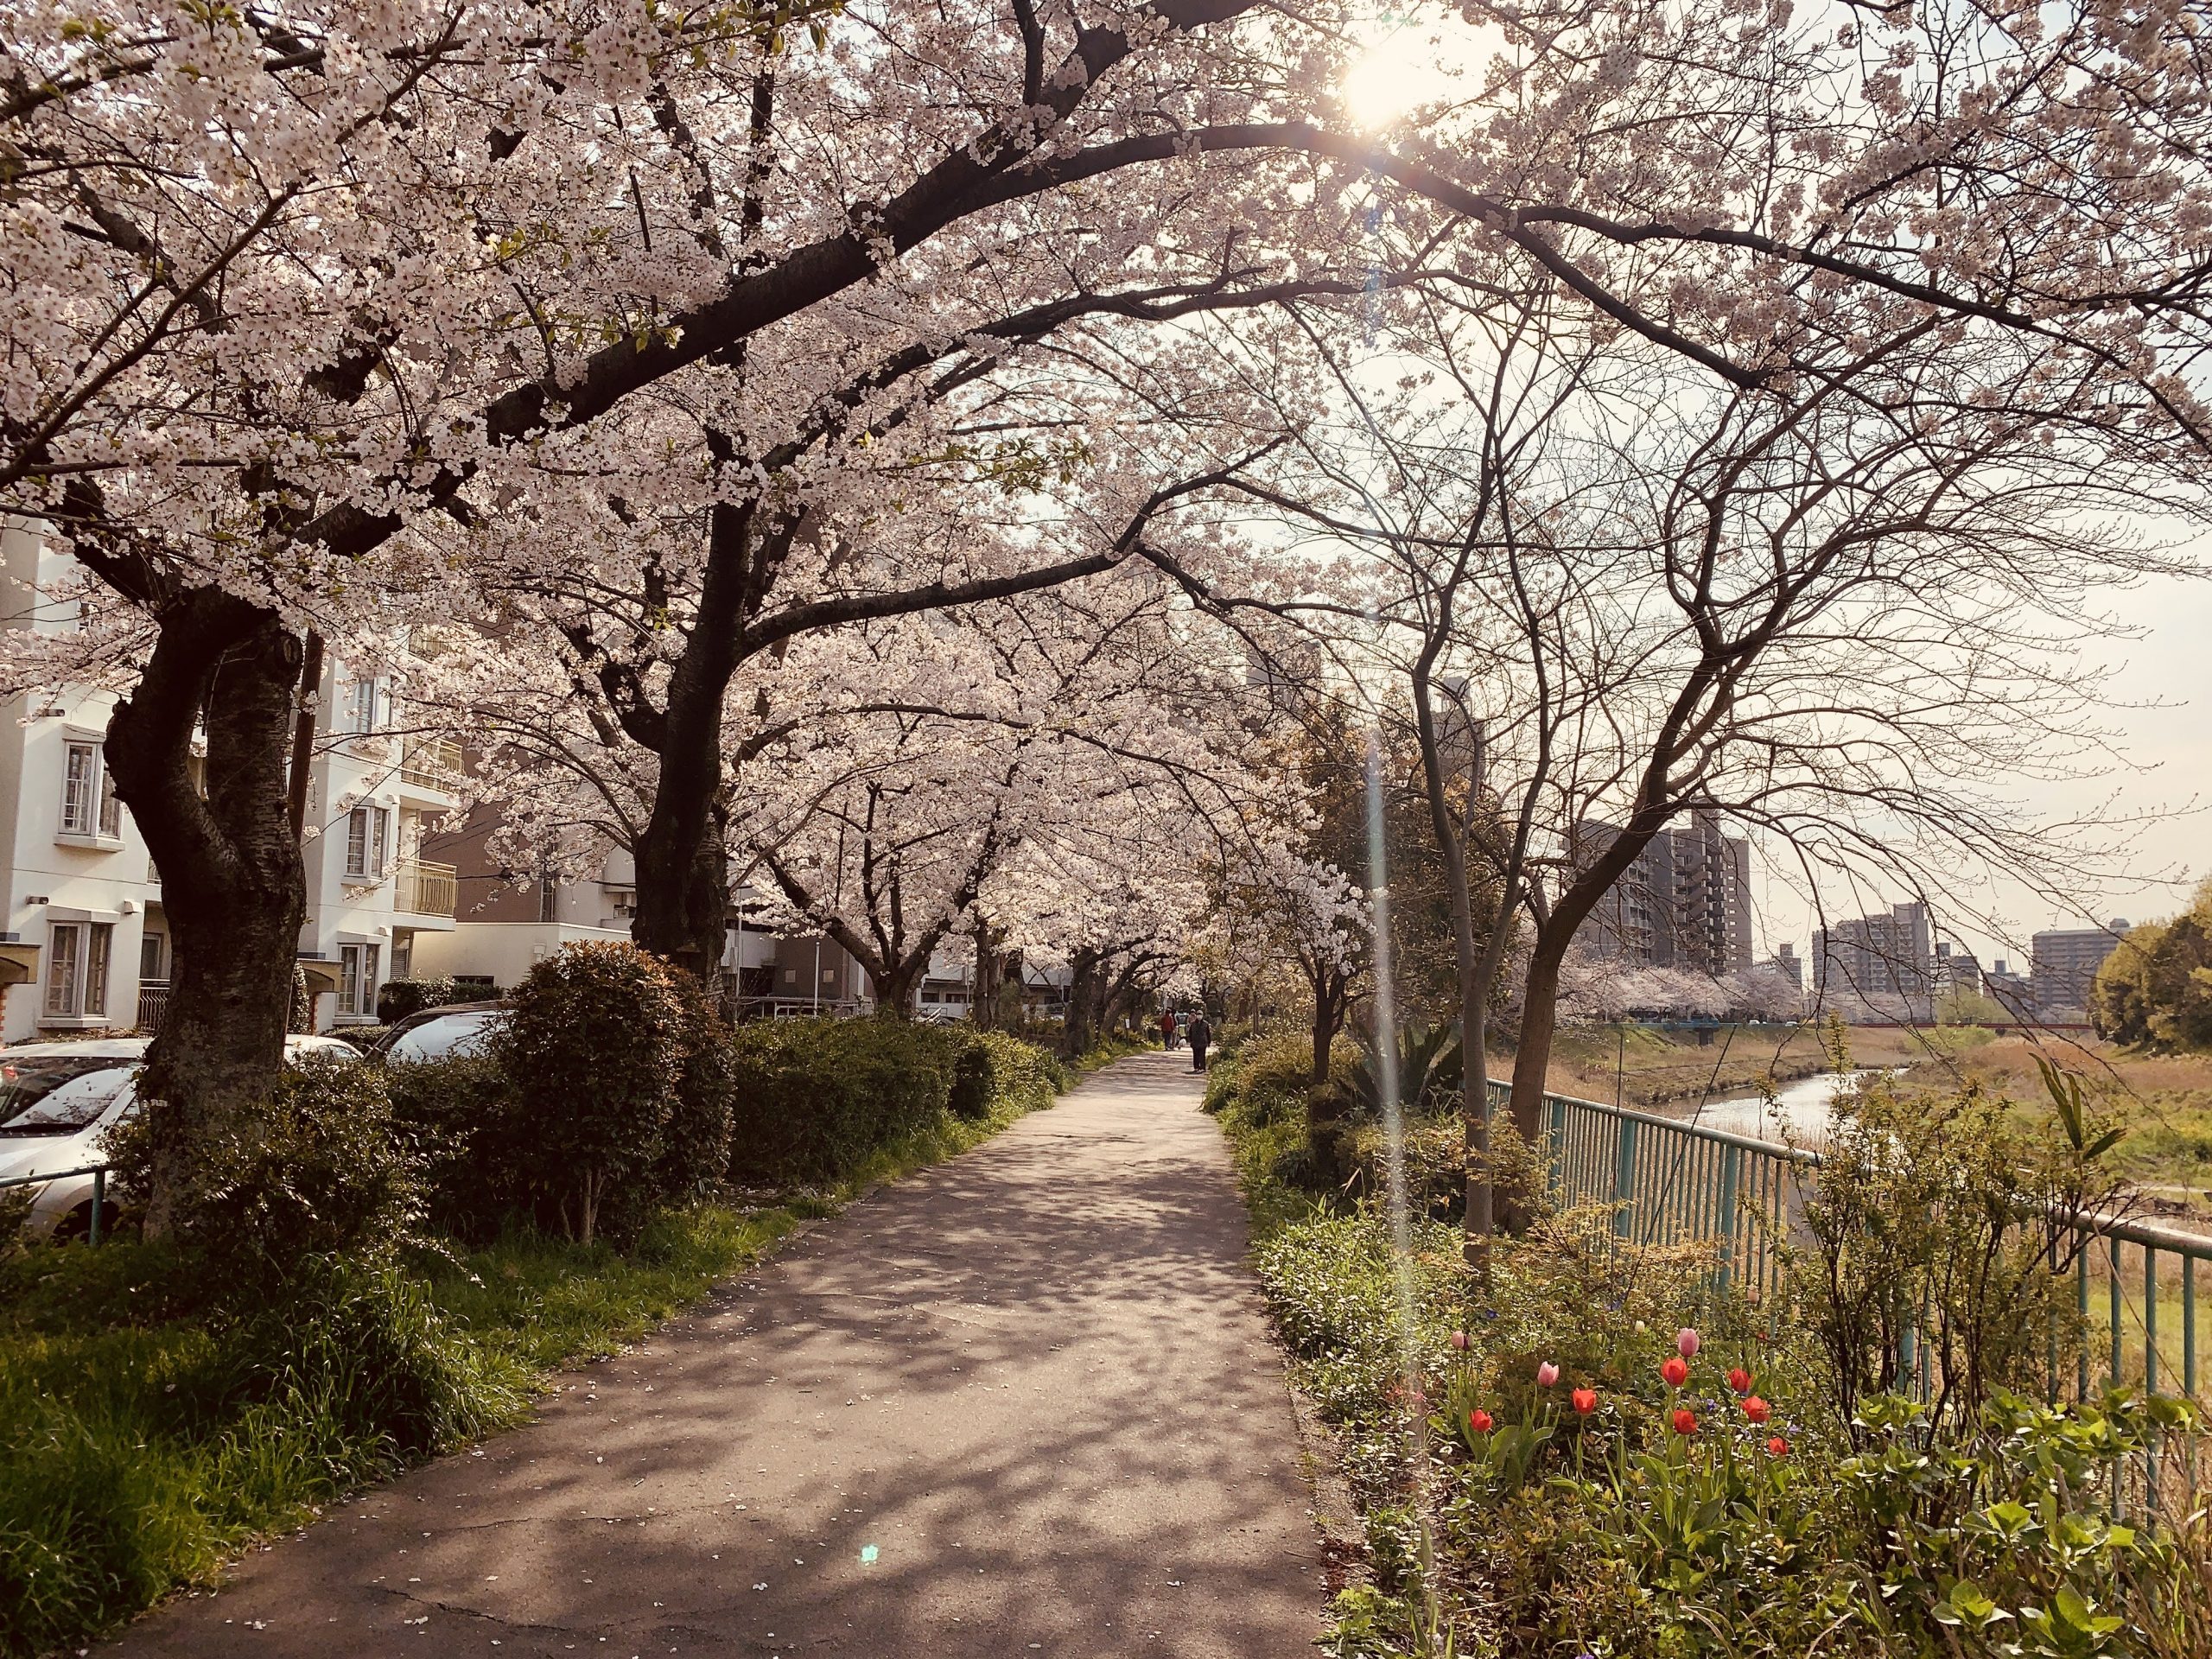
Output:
338,942,381,1020
44,919,114,1020
346,674,389,735
58,740,126,844
345,804,390,880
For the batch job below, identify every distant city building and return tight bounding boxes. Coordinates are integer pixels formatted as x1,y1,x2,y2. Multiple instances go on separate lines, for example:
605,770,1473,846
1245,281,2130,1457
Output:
1985,957,2034,1019
1767,942,1803,991
2030,921,2129,1020
1579,809,1755,976
1812,900,1934,1023
1934,940,1983,998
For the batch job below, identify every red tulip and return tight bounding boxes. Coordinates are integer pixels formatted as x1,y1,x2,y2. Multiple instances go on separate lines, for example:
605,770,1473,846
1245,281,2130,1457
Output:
1676,1328,1701,1359
1571,1388,1598,1414
1535,1361,1560,1388
1743,1395,1771,1425
1671,1408,1698,1436
1661,1356,1689,1389
1766,1436,1788,1458
1726,1367,1753,1395
1468,1408,1494,1434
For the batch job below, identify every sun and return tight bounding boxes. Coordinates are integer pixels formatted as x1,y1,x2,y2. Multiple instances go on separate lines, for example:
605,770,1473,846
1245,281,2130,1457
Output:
1339,18,1501,130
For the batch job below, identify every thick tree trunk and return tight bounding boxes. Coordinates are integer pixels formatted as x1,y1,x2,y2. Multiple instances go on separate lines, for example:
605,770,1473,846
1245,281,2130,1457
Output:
105,591,306,1236
1064,948,1102,1056
971,917,1002,1029
632,788,730,987
629,501,751,986
873,954,925,1018
1503,929,1570,1219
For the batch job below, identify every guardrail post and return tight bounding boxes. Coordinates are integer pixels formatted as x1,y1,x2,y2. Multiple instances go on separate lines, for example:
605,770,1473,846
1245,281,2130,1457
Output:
89,1168,105,1245
1611,1116,1639,1240
1715,1142,1740,1293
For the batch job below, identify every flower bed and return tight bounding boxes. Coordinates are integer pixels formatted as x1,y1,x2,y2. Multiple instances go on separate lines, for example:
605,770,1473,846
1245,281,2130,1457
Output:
1224,1071,2211,1658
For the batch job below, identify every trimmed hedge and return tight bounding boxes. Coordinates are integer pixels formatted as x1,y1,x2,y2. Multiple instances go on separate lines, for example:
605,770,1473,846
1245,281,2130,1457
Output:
727,1020,1063,1185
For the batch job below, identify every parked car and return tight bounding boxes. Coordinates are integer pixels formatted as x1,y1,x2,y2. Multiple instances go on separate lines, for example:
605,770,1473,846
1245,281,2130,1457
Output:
0,1033,362,1239
373,1001,508,1064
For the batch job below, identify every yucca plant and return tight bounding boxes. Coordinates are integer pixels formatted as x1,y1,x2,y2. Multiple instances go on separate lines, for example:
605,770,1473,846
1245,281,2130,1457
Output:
1348,1020,1465,1118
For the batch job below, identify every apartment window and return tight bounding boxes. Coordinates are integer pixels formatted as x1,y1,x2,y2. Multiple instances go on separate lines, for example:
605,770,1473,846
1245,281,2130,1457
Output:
139,931,165,981
338,942,380,1018
345,805,390,879
59,741,126,842
60,742,99,835
44,921,113,1018
346,675,389,734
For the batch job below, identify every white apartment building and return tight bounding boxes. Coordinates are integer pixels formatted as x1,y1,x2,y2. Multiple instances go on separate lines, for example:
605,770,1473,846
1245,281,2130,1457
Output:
0,522,163,1040
292,656,465,1030
0,524,474,1038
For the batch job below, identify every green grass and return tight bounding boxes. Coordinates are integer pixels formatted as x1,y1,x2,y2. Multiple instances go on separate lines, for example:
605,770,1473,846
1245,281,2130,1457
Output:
0,1069,1060,1657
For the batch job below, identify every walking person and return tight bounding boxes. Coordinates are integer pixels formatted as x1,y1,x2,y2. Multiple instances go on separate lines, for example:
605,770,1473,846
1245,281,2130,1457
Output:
1186,1011,1212,1073
1159,1007,1178,1051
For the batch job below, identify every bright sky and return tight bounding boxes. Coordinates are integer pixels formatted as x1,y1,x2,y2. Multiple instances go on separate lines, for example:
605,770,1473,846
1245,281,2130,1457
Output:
1749,565,2212,969
1329,17,2212,969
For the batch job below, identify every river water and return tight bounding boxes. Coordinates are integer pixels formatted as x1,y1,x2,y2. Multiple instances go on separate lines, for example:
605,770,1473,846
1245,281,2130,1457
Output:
1651,1069,1876,1151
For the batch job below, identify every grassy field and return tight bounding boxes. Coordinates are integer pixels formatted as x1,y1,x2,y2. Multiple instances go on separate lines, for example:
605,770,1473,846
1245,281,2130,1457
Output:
0,1077,1059,1657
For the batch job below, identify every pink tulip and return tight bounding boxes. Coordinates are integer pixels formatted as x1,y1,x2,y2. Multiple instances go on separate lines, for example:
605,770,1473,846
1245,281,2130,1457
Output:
1676,1328,1700,1359
1449,1330,1469,1351
1535,1361,1560,1388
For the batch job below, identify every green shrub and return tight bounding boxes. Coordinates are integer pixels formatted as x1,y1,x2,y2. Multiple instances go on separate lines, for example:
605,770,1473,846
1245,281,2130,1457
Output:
1785,1065,2122,1435
495,942,687,1243
944,1027,996,1121
377,976,461,1025
728,1017,952,1185
656,975,736,1200
384,1052,528,1239
106,1058,423,1278
725,1019,1064,1186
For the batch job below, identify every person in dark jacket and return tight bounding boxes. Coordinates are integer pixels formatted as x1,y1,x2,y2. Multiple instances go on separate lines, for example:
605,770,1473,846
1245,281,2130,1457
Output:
1186,1013,1212,1072
1159,1008,1178,1050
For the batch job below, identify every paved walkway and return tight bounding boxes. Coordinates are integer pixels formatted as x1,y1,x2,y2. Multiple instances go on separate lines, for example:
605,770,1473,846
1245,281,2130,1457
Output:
111,1052,1322,1658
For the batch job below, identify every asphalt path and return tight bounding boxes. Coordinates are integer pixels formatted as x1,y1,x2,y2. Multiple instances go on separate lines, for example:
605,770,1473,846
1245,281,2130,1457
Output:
108,1049,1322,1658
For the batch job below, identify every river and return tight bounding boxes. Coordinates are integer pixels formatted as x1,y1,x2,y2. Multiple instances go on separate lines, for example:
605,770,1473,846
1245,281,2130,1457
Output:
1649,1069,1877,1150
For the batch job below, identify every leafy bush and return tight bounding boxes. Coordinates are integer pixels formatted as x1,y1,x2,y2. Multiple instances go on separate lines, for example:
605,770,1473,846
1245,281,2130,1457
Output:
495,942,686,1243
385,1052,532,1239
107,1058,423,1278
726,1019,1063,1186
656,974,737,1200
1225,1069,2207,1659
728,1018,955,1185
1783,1064,2121,1435
377,976,462,1025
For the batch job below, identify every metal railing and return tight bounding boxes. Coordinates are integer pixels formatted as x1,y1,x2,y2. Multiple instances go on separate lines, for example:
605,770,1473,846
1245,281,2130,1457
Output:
0,1162,112,1243
399,738,464,788
1500,1078,2209,1440
137,977,172,1033
395,859,458,917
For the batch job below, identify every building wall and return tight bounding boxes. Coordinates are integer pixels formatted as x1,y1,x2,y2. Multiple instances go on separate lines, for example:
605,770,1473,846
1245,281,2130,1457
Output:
1579,809,1756,975
2030,923,2128,1017
409,921,632,989
0,524,162,1043
1812,900,1935,1022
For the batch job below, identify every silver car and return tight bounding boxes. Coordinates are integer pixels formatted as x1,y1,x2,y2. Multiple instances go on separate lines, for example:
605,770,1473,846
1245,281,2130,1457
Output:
0,1034,362,1238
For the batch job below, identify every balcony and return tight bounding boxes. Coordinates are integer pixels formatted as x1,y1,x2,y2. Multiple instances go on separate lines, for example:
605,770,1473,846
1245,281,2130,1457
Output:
398,738,464,790
395,859,458,918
